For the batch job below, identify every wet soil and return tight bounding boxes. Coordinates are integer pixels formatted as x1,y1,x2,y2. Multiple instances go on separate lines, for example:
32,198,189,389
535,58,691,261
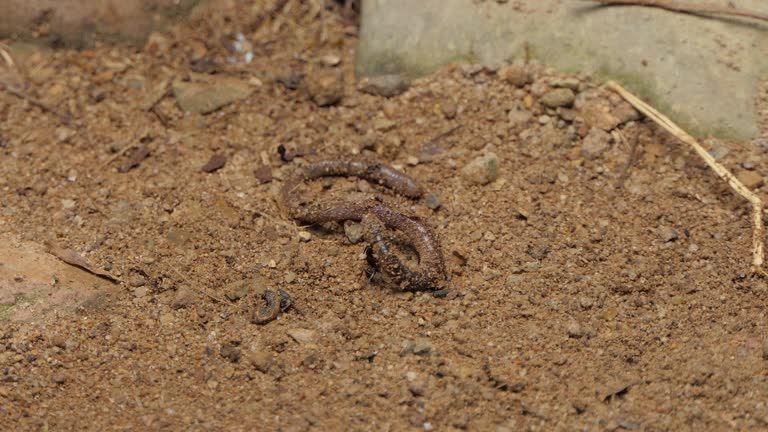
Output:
2,1,768,431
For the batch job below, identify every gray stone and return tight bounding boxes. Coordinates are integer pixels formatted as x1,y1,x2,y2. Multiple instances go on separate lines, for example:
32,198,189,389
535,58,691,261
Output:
424,193,442,210
581,127,611,159
736,170,764,189
224,280,250,301
304,69,344,107
248,350,274,373
356,0,768,139
220,343,241,363
172,75,252,114
287,328,317,344
171,286,197,309
359,74,410,97
567,321,585,338
540,88,575,108
508,109,532,126
461,152,499,185
498,64,531,87
405,371,429,396
657,225,679,242
579,99,621,131
412,338,434,355
706,138,731,161
344,221,365,244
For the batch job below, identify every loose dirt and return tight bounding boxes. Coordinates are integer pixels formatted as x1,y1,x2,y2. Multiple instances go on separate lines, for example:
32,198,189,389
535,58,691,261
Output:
1,1,768,431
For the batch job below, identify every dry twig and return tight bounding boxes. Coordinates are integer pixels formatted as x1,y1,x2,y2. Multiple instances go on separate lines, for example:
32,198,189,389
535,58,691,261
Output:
581,0,768,23
0,44,74,126
607,81,766,275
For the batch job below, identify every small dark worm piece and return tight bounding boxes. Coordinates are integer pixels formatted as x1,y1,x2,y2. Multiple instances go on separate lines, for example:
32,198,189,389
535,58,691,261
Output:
280,160,423,217
280,160,446,290
252,289,292,324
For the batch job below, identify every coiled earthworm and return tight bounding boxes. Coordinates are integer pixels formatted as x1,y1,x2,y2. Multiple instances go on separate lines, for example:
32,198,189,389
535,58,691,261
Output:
280,160,446,290
252,288,292,324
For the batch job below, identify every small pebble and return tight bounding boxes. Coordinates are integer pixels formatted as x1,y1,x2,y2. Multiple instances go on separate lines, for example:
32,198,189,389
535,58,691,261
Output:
706,138,730,161
412,338,433,356
133,286,149,298
220,343,241,363
382,101,397,118
461,152,499,185
50,335,67,349
201,154,227,173
463,63,486,77
172,286,197,309
406,371,428,396
224,280,250,301
128,275,146,288
581,127,611,159
360,74,410,98
540,88,575,108
52,372,67,384
287,328,316,344
550,77,580,89
497,65,530,87
319,54,341,67
305,69,344,106
373,118,397,132
248,351,274,373
526,242,550,260
344,221,365,244
431,288,451,298
285,271,297,283
657,225,679,242
567,321,585,338
424,193,442,210
254,165,273,184
298,231,312,242
736,170,763,189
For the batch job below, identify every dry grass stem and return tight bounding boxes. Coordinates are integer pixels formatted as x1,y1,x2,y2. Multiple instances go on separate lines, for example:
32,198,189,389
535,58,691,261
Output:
606,80,766,275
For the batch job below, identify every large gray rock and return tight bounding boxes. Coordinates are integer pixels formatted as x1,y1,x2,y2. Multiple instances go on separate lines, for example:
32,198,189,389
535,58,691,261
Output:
356,0,768,139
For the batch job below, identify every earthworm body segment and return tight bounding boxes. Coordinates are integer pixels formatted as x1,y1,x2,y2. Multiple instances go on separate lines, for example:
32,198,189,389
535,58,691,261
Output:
280,160,447,290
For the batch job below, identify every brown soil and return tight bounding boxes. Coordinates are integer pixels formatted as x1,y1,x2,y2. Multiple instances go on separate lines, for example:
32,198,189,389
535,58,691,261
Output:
2,1,768,431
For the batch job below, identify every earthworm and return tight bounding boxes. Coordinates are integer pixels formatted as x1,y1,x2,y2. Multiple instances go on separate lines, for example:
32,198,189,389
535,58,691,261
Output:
361,210,446,290
252,289,292,324
280,160,446,290
280,160,422,212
